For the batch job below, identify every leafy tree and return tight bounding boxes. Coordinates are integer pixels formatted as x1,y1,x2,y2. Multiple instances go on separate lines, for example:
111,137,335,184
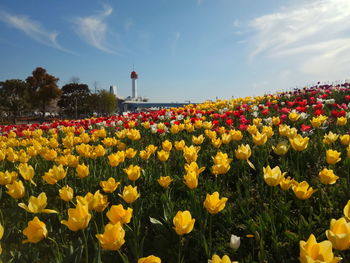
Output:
99,90,118,115
0,79,30,122
85,90,118,116
57,83,90,118
26,67,61,116
86,93,101,115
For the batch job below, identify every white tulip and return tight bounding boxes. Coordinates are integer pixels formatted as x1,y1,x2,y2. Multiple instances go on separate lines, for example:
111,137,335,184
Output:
229,234,241,250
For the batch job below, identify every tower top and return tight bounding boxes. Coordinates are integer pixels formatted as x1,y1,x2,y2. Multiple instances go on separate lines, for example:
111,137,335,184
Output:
131,71,138,79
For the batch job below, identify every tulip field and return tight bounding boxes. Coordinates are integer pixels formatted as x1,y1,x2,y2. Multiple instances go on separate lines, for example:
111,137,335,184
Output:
1,85,350,263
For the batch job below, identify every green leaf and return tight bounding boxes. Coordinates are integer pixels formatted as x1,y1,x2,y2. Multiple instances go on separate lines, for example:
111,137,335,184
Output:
149,217,163,226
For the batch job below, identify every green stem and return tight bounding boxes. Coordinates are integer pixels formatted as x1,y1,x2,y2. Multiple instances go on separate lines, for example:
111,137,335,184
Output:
177,236,182,263
82,229,89,263
208,214,213,256
47,237,62,262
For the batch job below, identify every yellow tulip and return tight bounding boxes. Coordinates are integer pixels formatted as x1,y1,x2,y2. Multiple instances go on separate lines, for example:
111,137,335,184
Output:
0,222,3,254
340,134,350,146
0,171,17,185
235,144,251,160
326,217,350,250
22,217,47,244
230,130,243,141
184,171,198,189
211,138,222,148
212,152,232,176
125,148,137,159
319,168,339,185
117,141,126,151
210,254,237,263
162,140,173,151
289,135,309,151
96,222,125,251
310,116,327,128
18,192,57,214
292,181,317,200
211,162,231,176
76,163,89,178
194,119,203,129
99,177,120,193
41,148,57,161
146,145,158,154
42,165,67,185
252,131,267,146
253,118,262,126
138,255,161,263
263,165,286,187
184,162,206,177
67,154,80,167
76,192,94,211
108,151,126,167
170,124,181,134
6,180,25,199
192,135,205,145
107,204,133,225
247,125,258,135
0,150,5,161
123,165,141,181
299,234,341,263
119,185,140,204
279,124,290,137
157,176,173,188
173,210,195,235
185,123,194,133
279,177,298,191
336,116,347,126
59,185,74,202
61,201,91,231
183,145,200,163
221,134,231,144
272,116,280,126
203,192,228,214
6,148,18,163
272,142,289,155
203,121,214,129
139,150,151,160
116,130,127,139
262,126,274,138
142,121,151,129
127,129,141,141
343,200,350,220
92,190,109,212
326,150,341,165
94,145,106,157
288,112,300,122
174,140,186,151
205,130,217,140
323,132,339,145
157,150,170,162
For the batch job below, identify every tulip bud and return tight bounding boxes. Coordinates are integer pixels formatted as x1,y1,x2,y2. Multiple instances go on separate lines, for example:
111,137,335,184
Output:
229,234,241,250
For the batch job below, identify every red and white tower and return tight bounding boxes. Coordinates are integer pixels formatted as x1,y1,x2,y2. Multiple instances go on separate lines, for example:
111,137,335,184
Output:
130,71,138,98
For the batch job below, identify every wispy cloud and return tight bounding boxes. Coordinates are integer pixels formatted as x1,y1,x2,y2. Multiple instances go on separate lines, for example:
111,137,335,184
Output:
171,32,181,53
0,9,68,52
197,0,204,6
124,18,133,32
73,5,118,54
248,0,350,78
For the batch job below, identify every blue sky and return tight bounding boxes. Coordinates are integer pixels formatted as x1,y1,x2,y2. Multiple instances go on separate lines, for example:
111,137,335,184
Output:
1,0,350,102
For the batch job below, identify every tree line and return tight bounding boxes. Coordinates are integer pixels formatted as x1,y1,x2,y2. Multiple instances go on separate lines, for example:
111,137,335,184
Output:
0,67,118,123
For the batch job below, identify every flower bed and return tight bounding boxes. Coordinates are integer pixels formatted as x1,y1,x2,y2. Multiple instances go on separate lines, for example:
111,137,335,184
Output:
0,84,350,262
